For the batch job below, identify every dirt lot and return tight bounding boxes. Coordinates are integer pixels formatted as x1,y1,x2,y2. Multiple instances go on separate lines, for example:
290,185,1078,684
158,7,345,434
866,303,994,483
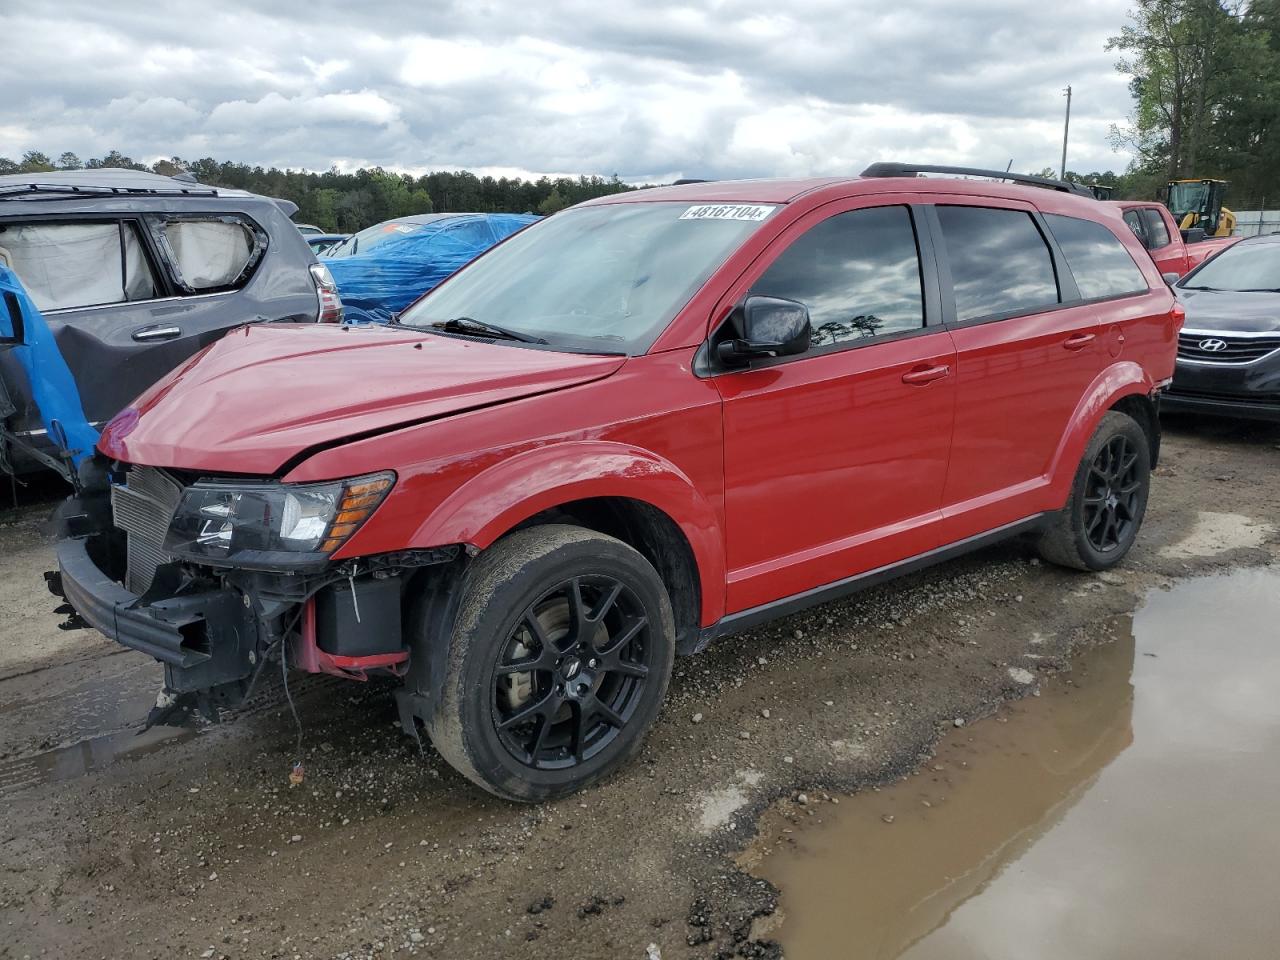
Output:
1,414,1277,960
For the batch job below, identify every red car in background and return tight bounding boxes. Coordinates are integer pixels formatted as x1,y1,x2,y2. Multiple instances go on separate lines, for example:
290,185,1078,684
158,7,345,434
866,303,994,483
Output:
50,164,1181,801
1112,200,1240,278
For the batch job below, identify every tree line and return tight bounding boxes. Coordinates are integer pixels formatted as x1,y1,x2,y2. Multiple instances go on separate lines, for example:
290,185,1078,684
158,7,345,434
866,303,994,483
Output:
0,150,636,232
1109,0,1280,207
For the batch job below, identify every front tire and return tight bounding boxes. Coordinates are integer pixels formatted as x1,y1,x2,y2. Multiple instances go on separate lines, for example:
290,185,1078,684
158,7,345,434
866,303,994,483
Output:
1038,410,1151,571
425,524,675,802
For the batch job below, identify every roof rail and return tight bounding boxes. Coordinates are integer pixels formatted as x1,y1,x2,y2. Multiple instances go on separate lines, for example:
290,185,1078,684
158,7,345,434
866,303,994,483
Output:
672,178,713,185
0,183,220,201
860,162,1093,197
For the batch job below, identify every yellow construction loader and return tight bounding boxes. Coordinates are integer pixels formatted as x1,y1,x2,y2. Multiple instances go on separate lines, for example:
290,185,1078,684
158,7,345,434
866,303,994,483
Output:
1165,179,1236,237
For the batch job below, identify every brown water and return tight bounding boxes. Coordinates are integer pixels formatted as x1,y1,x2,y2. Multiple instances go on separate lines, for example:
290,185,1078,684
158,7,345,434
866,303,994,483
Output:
754,567,1280,960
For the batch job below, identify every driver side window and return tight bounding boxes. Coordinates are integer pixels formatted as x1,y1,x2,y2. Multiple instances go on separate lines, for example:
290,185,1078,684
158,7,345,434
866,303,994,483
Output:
749,205,925,349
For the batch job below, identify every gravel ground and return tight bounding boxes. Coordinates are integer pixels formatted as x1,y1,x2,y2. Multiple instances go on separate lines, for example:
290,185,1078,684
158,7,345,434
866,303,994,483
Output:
1,413,1277,960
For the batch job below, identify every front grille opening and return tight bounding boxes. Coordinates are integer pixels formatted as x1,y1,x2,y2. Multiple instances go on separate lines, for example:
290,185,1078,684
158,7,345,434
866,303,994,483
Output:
1177,334,1280,364
178,621,210,656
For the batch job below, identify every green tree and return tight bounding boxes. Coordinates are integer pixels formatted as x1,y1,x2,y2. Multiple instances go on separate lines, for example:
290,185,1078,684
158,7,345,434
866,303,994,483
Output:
538,187,567,214
56,152,82,170
1109,1,1246,179
18,151,55,173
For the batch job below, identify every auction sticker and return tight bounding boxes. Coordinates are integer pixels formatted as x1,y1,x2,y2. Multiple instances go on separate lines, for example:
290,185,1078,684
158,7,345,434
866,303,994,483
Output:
679,204,775,222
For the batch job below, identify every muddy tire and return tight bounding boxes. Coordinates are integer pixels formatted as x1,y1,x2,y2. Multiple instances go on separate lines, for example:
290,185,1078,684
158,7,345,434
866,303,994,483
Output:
1038,410,1151,571
425,524,675,802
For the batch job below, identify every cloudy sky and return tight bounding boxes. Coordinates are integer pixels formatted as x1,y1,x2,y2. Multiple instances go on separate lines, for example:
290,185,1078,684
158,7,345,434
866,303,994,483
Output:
2,0,1138,182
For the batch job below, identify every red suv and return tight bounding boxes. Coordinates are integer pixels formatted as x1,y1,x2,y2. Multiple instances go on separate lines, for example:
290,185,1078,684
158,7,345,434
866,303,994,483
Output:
48,163,1181,801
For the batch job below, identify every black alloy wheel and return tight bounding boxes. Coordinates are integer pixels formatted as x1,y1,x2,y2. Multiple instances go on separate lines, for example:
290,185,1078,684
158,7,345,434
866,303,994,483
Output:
1083,434,1142,553
423,524,675,802
1038,410,1151,571
492,575,653,770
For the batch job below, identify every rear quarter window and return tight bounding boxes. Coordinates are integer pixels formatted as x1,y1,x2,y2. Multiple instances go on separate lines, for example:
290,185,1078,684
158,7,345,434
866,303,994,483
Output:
1044,213,1148,300
154,215,263,292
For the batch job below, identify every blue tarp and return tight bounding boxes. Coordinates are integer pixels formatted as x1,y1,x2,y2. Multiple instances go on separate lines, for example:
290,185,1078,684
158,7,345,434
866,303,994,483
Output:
325,213,539,324
0,264,99,466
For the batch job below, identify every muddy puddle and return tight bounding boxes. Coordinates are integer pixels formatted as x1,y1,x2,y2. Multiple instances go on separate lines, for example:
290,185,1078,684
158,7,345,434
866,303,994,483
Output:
0,723,195,793
751,567,1280,959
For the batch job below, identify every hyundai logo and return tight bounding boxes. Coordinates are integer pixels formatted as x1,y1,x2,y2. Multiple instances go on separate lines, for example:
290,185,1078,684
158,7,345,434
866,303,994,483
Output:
1198,338,1229,352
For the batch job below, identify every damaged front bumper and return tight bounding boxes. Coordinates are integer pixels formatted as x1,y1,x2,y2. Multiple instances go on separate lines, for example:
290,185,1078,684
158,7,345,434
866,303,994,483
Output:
51,535,260,694
49,483,463,716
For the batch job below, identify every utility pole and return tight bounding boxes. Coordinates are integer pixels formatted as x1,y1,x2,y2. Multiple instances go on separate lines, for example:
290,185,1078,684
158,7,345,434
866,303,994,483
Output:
1060,85,1072,180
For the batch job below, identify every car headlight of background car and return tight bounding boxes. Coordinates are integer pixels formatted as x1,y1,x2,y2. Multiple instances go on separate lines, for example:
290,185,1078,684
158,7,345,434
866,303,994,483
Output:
163,472,394,569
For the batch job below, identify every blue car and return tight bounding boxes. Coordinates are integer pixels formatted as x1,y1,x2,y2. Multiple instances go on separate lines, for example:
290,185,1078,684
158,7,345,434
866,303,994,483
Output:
323,213,539,324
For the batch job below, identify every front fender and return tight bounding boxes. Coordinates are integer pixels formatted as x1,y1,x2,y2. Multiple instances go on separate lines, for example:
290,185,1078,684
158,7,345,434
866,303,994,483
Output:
1046,360,1154,503
412,440,727,625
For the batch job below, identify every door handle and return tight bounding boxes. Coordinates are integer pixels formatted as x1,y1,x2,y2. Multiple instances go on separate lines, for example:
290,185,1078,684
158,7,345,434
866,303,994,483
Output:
901,363,951,385
132,324,182,342
1063,333,1096,351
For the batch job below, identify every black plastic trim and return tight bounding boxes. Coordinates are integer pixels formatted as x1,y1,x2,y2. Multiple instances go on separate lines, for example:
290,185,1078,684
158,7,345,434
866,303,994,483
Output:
1162,392,1280,422
686,514,1048,654
56,536,247,669
861,162,1093,197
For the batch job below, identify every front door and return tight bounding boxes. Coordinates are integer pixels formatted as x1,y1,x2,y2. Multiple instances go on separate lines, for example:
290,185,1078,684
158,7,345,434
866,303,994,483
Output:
713,202,957,613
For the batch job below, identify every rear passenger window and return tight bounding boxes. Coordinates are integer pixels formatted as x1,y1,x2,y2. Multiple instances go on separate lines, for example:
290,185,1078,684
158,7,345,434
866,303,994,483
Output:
750,205,924,348
1141,209,1171,249
0,221,157,312
1044,214,1148,300
157,217,259,292
935,206,1059,322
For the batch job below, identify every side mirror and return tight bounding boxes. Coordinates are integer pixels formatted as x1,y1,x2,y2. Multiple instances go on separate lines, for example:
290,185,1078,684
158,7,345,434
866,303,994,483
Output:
1181,227,1208,243
0,290,25,348
1162,272,1182,286
717,296,811,366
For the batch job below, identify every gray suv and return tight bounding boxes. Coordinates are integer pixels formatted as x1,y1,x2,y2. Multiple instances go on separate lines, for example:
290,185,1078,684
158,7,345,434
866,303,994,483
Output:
0,169,341,474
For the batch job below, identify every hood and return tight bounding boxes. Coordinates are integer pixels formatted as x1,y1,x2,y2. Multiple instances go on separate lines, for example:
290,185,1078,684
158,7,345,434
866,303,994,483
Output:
100,324,625,475
1175,288,1280,334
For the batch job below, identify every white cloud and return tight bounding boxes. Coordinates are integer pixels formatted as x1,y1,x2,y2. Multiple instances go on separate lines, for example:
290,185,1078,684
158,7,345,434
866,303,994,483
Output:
0,0,1139,180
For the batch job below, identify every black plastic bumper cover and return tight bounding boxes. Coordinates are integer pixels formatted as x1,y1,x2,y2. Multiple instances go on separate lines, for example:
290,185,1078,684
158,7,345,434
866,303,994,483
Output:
56,537,257,691
1163,391,1280,422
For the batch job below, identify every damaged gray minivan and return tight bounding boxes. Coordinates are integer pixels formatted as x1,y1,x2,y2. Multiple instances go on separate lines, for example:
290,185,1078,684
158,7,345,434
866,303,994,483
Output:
0,168,342,476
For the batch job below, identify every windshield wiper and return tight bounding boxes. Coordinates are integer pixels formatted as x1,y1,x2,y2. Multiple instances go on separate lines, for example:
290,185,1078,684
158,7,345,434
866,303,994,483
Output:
429,316,547,344
1179,285,1216,291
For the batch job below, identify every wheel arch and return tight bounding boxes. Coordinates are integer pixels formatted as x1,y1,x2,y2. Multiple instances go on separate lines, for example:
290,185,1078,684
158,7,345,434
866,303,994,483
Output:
410,441,726,632
1047,361,1157,503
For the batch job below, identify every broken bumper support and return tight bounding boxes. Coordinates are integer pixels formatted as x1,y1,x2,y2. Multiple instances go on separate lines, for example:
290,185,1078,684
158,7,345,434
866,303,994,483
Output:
52,536,259,693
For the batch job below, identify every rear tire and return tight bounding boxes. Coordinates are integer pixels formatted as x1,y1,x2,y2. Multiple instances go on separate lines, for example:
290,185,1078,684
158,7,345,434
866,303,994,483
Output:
1038,410,1151,571
425,524,675,802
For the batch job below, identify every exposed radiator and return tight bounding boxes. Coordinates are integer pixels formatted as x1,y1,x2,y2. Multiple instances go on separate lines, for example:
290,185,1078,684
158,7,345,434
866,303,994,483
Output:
111,466,183,595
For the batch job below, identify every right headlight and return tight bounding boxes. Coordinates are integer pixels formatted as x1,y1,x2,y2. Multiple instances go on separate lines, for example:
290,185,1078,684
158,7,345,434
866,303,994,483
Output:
163,472,394,570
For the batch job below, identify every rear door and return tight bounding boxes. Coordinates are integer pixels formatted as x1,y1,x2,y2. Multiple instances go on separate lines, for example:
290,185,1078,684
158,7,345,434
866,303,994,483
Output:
0,212,270,434
0,217,166,434
926,199,1104,538
713,200,957,612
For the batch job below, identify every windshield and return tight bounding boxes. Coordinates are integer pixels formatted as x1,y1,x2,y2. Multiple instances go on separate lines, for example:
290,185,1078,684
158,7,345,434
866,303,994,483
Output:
398,201,774,353
326,219,426,258
1180,242,1280,292
1168,182,1209,217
